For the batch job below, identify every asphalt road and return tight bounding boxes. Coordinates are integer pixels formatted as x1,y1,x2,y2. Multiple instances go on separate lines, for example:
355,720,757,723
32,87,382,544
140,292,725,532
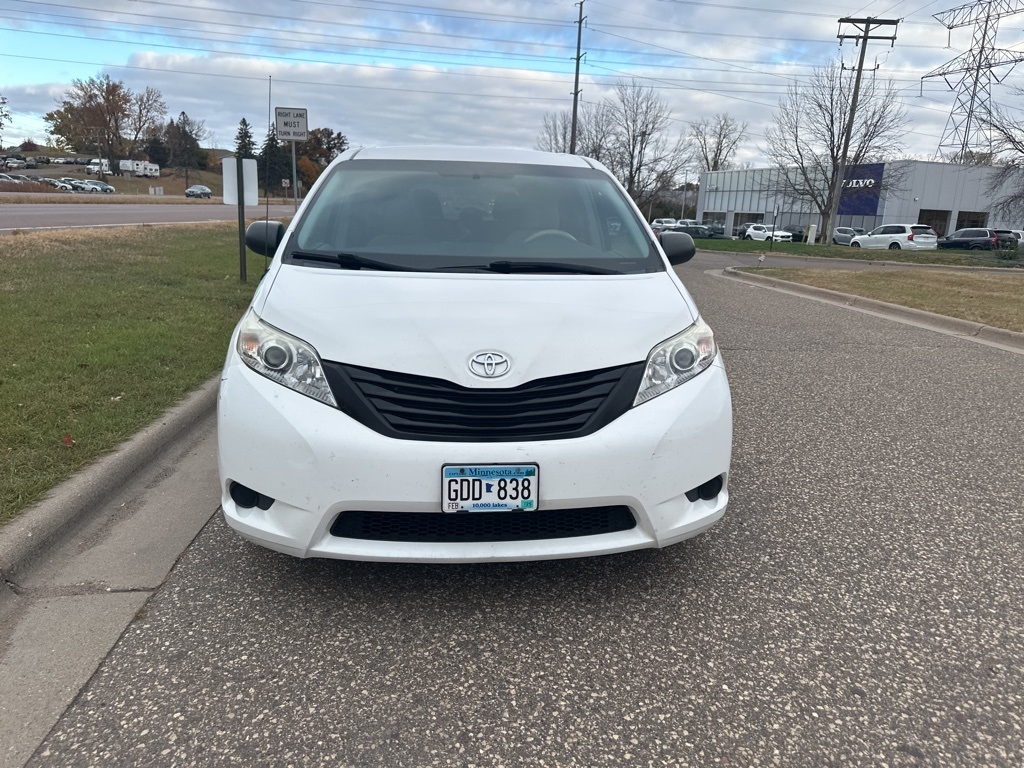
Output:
0,202,296,233
9,254,1024,766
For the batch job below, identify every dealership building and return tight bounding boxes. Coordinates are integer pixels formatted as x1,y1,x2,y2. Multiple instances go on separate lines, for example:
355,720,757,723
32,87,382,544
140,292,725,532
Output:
696,160,1020,240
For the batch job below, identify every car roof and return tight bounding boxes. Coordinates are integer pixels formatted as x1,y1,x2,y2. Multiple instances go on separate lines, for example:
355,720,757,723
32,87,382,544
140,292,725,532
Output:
346,145,595,168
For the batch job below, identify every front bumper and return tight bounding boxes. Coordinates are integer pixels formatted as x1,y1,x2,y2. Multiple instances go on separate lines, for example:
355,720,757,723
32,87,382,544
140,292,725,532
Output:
217,356,732,562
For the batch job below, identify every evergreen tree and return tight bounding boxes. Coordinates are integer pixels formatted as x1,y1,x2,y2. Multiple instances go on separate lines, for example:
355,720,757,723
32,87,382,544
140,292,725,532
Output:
257,126,291,196
235,118,256,158
145,132,170,167
165,111,208,186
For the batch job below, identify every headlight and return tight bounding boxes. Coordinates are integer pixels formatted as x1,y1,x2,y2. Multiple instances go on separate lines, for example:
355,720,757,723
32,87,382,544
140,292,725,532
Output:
634,317,717,406
236,310,337,407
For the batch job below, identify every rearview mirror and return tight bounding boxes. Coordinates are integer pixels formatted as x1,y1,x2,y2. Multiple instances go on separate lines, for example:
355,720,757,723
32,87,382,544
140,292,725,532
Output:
660,231,696,265
245,220,285,257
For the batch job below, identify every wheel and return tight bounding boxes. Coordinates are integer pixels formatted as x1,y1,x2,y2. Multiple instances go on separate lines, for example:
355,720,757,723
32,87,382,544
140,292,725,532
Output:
744,235,752,240
888,242,901,249
852,242,861,248
832,238,838,245
524,229,577,243
969,245,982,250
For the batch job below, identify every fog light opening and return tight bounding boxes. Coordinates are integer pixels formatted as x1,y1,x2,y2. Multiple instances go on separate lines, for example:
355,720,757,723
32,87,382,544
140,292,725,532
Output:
229,481,276,510
698,475,724,501
685,475,725,503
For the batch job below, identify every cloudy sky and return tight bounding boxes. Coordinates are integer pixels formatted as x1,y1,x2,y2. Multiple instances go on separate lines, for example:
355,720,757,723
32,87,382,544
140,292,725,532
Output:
2,0,1023,166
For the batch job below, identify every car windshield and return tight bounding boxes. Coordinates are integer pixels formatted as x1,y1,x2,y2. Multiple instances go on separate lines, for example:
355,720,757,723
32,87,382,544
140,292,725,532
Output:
288,159,661,274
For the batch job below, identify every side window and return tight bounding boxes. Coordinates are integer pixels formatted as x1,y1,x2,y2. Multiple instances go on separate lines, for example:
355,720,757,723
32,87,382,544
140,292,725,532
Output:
885,226,904,235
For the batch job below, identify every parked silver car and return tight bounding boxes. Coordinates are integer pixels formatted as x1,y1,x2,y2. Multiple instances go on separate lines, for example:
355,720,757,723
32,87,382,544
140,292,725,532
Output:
832,226,866,246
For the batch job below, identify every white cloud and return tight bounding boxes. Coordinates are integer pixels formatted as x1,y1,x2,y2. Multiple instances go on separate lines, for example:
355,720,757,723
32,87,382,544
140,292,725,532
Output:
1,0,1022,162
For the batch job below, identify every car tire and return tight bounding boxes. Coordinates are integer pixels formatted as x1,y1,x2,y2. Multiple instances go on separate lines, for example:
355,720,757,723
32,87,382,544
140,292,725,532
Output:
969,245,983,250
832,238,838,245
744,235,752,240
852,242,861,248
888,242,901,249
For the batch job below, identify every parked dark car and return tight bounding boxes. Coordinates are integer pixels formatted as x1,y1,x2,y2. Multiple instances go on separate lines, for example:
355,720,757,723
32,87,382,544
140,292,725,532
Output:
185,184,212,198
666,224,715,239
782,223,807,242
57,177,90,191
937,228,1017,251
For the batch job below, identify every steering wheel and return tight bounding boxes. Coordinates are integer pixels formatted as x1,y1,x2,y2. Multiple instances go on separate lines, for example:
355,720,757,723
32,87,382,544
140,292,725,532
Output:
524,229,577,243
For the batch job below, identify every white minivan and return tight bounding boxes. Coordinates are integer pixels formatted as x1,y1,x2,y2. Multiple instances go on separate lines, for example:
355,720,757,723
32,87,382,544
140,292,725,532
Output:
218,146,732,563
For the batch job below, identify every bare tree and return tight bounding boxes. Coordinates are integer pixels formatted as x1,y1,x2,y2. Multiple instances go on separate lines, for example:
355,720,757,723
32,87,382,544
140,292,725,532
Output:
536,110,573,154
125,87,167,159
763,61,909,239
690,113,749,172
983,94,1024,221
0,94,9,147
604,81,688,208
536,102,615,162
536,83,687,208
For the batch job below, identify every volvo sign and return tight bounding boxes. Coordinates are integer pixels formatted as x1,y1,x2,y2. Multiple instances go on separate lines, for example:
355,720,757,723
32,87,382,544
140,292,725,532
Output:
838,163,884,216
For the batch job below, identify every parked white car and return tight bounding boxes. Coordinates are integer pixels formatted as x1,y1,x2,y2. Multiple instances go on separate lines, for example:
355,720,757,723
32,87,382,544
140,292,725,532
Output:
218,146,733,563
650,218,677,231
744,224,792,243
850,224,938,250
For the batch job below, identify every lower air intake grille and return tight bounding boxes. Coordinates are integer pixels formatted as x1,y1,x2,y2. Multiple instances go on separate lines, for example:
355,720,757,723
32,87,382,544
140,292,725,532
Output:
331,506,636,543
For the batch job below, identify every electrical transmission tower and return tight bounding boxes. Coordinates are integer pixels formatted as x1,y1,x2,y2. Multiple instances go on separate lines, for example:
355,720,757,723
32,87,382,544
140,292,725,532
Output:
921,0,1024,163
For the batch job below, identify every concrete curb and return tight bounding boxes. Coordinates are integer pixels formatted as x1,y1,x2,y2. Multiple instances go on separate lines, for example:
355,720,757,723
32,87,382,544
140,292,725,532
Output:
732,250,1024,274
0,376,220,590
722,267,1024,352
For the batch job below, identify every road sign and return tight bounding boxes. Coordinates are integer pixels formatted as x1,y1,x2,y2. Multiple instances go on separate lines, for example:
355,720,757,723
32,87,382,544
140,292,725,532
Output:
282,179,290,188
275,107,308,142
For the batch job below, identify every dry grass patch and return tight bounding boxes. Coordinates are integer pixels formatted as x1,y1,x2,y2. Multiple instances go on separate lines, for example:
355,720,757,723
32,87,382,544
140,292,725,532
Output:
750,267,1024,332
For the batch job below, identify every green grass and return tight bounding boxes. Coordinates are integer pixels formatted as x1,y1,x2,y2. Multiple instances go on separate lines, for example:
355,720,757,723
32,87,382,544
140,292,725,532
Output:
699,237,1024,268
743,267,1024,333
0,223,268,524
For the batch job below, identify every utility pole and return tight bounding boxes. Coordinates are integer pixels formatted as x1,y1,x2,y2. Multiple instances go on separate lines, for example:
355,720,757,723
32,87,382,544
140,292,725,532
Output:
569,0,586,154
823,17,898,243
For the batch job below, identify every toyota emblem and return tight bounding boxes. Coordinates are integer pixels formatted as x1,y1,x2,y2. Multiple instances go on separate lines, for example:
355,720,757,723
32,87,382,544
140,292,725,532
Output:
469,352,511,378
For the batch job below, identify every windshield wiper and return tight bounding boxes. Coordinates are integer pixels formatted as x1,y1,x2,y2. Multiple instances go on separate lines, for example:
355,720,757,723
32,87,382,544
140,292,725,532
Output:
480,260,620,275
289,250,419,272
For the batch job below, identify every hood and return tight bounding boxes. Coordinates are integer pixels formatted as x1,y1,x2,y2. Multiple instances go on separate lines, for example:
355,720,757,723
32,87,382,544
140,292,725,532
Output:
255,267,695,388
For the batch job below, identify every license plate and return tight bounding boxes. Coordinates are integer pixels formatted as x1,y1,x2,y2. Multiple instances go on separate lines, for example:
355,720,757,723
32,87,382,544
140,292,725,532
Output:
442,464,538,513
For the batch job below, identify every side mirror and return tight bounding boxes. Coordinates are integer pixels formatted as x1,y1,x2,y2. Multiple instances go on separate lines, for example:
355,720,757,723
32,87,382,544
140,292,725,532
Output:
245,220,285,257
660,231,696,265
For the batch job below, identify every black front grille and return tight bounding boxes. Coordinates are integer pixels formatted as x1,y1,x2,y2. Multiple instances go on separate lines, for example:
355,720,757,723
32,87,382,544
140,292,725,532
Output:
331,506,636,543
321,361,644,442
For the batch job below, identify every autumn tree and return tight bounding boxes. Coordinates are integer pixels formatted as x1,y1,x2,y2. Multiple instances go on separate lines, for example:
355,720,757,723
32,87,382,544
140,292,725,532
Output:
235,118,256,158
689,113,749,173
43,75,165,158
299,127,348,166
297,156,323,189
763,61,909,240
